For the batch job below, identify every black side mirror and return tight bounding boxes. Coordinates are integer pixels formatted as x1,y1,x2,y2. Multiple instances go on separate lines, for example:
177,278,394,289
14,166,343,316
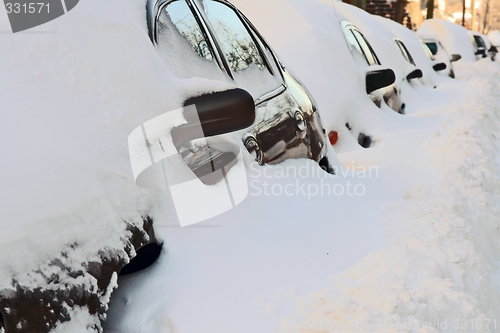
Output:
450,54,461,62
489,45,498,53
475,48,486,56
171,88,255,148
366,68,396,95
432,62,447,72
406,69,423,81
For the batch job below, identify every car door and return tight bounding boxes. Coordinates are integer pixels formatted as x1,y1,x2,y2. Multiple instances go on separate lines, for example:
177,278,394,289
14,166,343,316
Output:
151,0,330,170
342,22,403,114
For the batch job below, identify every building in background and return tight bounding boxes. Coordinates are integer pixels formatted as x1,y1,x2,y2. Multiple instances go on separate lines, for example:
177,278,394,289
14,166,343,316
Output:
342,0,500,32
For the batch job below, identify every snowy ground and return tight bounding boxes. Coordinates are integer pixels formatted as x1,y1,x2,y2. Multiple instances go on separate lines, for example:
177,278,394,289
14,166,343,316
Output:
102,60,500,333
2,0,500,332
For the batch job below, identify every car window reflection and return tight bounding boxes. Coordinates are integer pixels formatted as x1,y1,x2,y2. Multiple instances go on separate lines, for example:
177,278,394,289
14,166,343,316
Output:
395,40,416,66
352,29,379,66
201,0,264,72
157,0,225,80
164,0,213,61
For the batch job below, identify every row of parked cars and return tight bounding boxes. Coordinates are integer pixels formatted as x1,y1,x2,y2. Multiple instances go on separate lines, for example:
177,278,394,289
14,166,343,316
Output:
418,18,498,64
2,0,498,332
148,0,497,169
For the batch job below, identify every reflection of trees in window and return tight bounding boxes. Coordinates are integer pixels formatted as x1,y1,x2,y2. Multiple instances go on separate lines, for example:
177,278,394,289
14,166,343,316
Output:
200,0,265,73
166,4,213,61
197,40,212,59
213,20,264,72
352,30,379,65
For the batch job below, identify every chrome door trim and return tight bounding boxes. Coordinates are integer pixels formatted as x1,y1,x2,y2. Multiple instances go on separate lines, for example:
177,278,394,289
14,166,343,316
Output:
186,0,231,75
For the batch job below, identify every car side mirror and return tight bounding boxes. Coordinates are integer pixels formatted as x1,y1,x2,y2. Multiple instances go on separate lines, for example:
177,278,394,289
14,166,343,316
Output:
475,48,486,56
432,62,447,72
450,54,461,62
366,68,396,95
171,88,255,148
489,45,498,53
406,69,423,81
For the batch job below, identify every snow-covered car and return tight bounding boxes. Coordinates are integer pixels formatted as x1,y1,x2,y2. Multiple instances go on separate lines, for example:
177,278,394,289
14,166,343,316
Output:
333,3,435,114
472,31,498,61
393,37,425,82
419,39,449,76
417,19,477,63
469,30,489,60
418,35,460,78
483,34,498,61
147,0,334,171
0,66,258,333
373,15,449,90
339,21,400,118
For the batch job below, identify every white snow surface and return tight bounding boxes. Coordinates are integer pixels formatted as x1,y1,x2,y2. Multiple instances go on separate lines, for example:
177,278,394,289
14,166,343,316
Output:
104,58,500,333
1,0,500,333
273,59,500,333
488,30,500,47
106,2,499,333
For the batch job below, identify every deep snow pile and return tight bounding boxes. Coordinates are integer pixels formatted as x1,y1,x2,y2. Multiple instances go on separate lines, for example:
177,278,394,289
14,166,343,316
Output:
275,59,500,332
488,30,500,47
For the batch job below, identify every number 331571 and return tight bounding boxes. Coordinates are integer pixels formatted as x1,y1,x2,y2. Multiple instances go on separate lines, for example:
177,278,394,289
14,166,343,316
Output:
5,3,50,14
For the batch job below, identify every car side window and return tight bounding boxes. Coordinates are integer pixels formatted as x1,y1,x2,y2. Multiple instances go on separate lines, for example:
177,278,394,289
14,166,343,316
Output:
156,0,226,81
351,29,380,66
345,28,369,66
395,40,416,66
199,0,282,97
421,41,435,60
474,35,485,49
202,0,263,72
425,42,438,55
